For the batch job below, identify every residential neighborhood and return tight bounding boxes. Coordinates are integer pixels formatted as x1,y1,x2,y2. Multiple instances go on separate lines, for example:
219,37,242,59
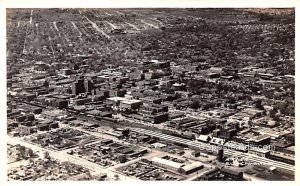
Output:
7,8,295,181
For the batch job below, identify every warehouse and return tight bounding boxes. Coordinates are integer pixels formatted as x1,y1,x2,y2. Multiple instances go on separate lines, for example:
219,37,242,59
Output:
179,162,204,175
151,157,184,172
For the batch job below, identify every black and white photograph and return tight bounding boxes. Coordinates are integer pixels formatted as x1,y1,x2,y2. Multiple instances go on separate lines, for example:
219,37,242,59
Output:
2,0,298,184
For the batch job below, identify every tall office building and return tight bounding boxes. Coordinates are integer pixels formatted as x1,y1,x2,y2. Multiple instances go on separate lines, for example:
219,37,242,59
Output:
84,80,94,93
72,79,85,95
218,148,224,162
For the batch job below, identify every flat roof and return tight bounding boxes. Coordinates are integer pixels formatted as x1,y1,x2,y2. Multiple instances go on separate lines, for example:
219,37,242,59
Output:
151,142,167,148
121,99,142,104
252,134,270,141
211,137,225,145
221,168,242,176
86,110,101,115
140,96,162,101
181,162,204,172
69,120,83,125
107,97,127,102
197,135,209,141
82,121,98,127
152,157,184,169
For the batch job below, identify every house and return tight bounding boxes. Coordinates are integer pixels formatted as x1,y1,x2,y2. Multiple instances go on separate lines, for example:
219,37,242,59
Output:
19,125,36,135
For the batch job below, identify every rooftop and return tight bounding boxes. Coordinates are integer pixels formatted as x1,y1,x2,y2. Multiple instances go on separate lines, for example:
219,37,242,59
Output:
152,157,184,169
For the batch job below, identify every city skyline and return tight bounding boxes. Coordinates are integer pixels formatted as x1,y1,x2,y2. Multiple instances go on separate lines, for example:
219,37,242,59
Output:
6,8,295,182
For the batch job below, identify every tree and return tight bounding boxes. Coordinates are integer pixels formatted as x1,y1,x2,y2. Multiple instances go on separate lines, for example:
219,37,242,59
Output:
161,83,174,94
269,109,276,118
43,80,49,88
29,158,34,165
190,99,200,110
44,151,50,160
19,145,26,152
255,99,264,110
273,114,280,122
27,148,34,158
114,174,119,180
187,79,206,92
118,154,127,163
227,96,236,104
85,170,92,180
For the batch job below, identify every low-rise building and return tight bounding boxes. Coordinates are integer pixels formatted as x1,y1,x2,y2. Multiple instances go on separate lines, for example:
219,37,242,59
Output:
151,157,184,172
179,162,204,175
220,168,244,181
248,147,270,158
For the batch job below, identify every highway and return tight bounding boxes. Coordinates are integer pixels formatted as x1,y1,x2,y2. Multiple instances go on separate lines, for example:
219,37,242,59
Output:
130,128,295,172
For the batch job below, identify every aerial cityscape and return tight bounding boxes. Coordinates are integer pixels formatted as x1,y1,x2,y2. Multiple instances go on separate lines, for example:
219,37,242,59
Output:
6,8,295,181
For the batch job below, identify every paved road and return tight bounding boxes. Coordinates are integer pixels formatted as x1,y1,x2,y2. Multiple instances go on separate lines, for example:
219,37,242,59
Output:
125,22,140,30
141,20,159,29
7,136,137,181
81,13,111,39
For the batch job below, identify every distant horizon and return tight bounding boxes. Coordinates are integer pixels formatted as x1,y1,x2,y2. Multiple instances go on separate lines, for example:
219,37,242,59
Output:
5,7,295,182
